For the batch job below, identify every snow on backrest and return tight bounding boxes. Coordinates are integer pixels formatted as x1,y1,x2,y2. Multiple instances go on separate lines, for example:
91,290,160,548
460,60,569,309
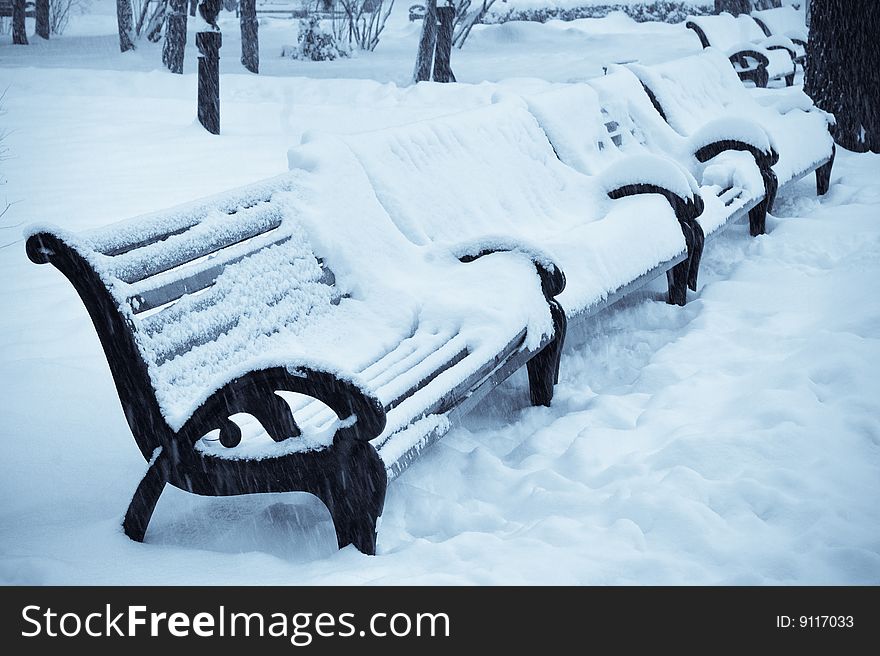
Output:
61,177,339,429
587,68,686,159
523,85,631,176
628,50,755,136
688,13,767,50
340,103,601,247
734,13,772,43
688,13,741,51
752,6,806,36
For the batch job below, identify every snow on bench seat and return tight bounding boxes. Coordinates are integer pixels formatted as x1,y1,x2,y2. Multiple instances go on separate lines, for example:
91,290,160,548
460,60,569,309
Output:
628,50,834,192
323,102,691,320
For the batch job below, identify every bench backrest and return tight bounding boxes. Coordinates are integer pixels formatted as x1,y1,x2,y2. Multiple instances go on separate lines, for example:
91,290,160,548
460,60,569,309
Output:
337,102,604,248
521,84,634,177
687,12,770,51
329,101,692,317
29,176,344,433
751,6,806,38
628,50,757,137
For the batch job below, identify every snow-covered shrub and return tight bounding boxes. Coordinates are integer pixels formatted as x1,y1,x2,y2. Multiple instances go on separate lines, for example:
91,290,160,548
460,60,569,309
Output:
485,1,712,24
330,0,396,51
283,15,351,61
51,0,92,35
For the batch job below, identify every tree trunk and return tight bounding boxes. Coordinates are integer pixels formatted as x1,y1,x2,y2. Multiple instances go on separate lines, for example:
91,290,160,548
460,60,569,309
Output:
162,0,189,74
714,0,751,15
805,0,880,153
240,0,259,74
117,0,137,52
35,0,50,39
413,0,438,83
12,0,28,45
432,5,455,83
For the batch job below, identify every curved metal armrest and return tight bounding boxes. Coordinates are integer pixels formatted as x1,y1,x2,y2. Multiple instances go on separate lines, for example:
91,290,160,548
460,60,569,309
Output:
728,48,771,69
685,21,711,49
454,242,566,300
606,183,703,224
607,182,705,293
181,365,386,449
765,43,797,62
694,139,779,170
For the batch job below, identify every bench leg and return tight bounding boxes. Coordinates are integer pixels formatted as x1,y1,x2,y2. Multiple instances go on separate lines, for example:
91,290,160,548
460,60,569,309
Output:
749,165,779,236
816,145,836,196
527,300,566,407
666,261,689,306
122,448,168,542
319,441,387,555
785,73,795,87
667,218,703,305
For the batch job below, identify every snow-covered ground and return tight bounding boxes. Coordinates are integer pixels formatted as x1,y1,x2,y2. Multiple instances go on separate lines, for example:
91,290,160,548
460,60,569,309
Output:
1,3,878,585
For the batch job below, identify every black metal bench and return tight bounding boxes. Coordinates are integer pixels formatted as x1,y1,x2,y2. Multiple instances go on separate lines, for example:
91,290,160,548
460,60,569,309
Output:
628,51,835,205
26,174,565,555
685,13,798,87
751,6,807,71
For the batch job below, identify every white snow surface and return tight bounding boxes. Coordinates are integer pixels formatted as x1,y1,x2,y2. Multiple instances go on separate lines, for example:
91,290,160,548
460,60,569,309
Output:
629,50,834,185
334,102,685,316
1,4,878,585
522,78,763,235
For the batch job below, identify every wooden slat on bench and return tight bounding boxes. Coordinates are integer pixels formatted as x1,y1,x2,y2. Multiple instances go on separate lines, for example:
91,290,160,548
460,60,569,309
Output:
381,327,536,480
91,186,288,257
126,233,300,314
141,266,337,366
110,203,285,284
290,330,468,428
717,186,743,207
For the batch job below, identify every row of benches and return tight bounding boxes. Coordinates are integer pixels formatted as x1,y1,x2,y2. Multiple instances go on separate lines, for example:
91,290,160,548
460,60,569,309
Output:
687,6,808,87
26,50,835,554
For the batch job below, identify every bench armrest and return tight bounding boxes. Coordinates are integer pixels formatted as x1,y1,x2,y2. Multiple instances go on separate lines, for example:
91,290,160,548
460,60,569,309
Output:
180,364,386,449
453,240,566,300
602,156,705,293
689,117,777,168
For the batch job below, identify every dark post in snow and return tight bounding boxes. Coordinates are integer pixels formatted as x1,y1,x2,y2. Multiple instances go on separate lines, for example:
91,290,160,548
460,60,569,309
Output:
240,0,259,74
713,0,751,15
197,0,222,135
805,0,880,153
12,0,28,45
413,0,438,83
163,0,189,74
116,0,136,52
35,0,50,40
432,5,456,83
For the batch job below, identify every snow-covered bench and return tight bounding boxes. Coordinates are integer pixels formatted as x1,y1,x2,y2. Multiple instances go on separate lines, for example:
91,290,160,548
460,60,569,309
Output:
523,76,772,243
325,101,704,316
629,50,835,201
751,6,807,69
25,154,565,555
685,12,798,87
